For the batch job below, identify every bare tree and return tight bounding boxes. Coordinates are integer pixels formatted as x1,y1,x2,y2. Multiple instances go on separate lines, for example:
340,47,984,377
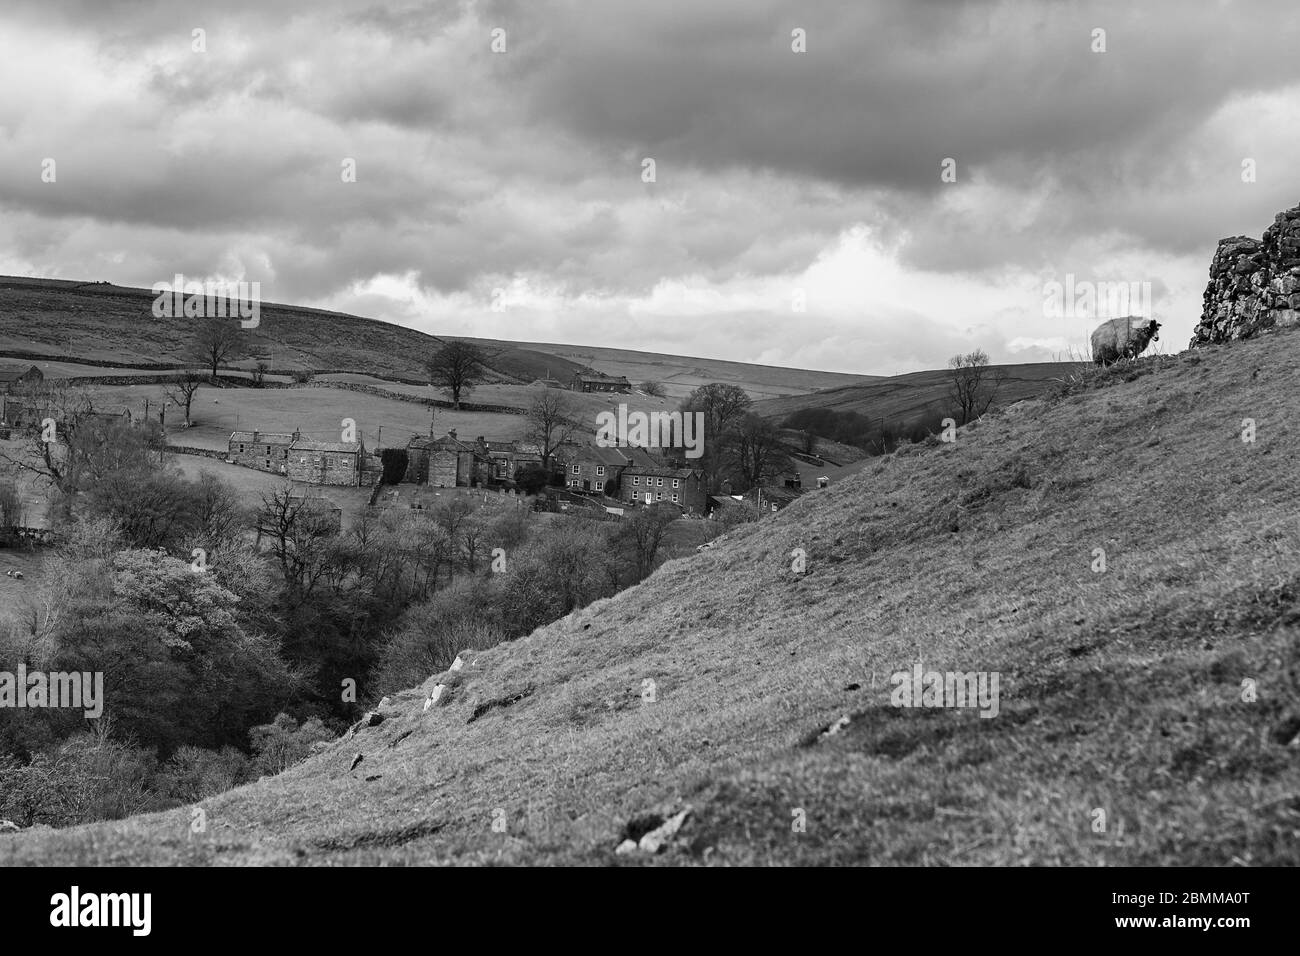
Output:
619,505,677,581
732,414,787,489
947,349,1005,426
525,390,579,468
426,341,486,409
193,317,243,382
640,380,666,398
165,371,203,426
680,382,753,492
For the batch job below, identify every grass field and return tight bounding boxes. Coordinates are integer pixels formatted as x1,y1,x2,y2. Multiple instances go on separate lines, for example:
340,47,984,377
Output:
0,548,46,617
69,383,532,453
6,327,1295,866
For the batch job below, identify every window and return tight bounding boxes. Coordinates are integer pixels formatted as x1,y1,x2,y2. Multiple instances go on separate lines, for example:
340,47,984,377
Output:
632,476,640,485
656,491,663,501
239,444,245,453
672,479,680,489
266,445,271,455
596,466,605,476
656,477,664,487
571,464,580,474
595,480,604,491
671,494,679,503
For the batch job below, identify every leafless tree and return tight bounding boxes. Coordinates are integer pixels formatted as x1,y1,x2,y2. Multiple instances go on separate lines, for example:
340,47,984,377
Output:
619,505,677,581
193,317,243,382
680,382,753,492
426,341,487,409
732,414,787,489
525,390,579,468
165,371,203,426
947,349,1006,426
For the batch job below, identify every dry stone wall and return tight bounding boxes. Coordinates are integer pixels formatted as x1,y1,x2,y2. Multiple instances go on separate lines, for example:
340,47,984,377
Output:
1193,203,1300,346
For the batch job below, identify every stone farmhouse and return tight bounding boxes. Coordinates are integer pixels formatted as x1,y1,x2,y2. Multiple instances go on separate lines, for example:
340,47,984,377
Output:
560,444,635,495
405,429,480,487
481,438,543,484
570,371,632,393
619,465,708,513
553,443,707,514
0,364,43,394
228,428,365,486
405,429,544,489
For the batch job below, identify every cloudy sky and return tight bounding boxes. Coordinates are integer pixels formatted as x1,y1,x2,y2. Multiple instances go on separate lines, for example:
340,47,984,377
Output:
2,0,1298,375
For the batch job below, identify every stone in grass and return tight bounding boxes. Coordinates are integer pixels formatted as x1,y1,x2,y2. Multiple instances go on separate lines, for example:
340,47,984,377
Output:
348,753,364,772
617,807,692,855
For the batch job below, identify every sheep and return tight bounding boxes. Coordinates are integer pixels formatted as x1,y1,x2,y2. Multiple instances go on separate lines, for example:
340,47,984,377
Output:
1091,317,1161,365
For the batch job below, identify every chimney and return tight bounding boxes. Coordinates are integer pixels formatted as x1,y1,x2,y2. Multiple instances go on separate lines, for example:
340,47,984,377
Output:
252,429,259,443
448,428,457,440
292,427,301,442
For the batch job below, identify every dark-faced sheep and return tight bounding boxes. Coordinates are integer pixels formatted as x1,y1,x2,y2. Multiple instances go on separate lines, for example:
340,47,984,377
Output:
1090,317,1161,365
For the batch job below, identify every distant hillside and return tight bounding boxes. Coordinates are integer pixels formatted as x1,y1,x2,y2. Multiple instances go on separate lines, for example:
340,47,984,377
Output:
513,341,873,400
7,331,1297,865
0,276,586,385
0,277,864,400
754,361,1083,433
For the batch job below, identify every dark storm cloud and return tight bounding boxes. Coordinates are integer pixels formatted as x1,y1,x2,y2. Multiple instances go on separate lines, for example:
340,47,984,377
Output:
1,0,1299,373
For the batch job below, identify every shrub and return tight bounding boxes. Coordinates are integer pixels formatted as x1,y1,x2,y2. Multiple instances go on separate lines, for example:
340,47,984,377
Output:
249,714,335,776
0,724,159,828
153,745,253,803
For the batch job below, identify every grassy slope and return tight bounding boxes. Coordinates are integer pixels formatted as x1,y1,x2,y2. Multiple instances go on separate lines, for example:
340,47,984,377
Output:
5,333,1300,866
754,361,1085,428
0,276,584,384
0,277,858,398
513,341,873,400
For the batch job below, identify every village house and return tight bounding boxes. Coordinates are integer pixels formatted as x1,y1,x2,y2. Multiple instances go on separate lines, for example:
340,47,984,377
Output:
0,364,43,395
286,436,364,486
570,371,632,393
619,465,708,514
560,445,631,495
405,429,488,488
477,437,542,485
229,430,295,474
742,483,803,514
229,428,364,486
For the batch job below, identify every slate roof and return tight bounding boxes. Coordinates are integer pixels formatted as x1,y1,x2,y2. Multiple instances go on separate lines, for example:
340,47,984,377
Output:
231,430,295,444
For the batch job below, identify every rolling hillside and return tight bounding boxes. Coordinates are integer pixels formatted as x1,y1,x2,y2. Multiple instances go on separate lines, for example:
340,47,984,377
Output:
754,361,1085,432
0,277,860,399
0,276,586,384
5,330,1297,866
514,341,873,400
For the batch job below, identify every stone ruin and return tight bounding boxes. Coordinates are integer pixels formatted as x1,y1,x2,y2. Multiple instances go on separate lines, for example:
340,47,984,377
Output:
1191,202,1300,346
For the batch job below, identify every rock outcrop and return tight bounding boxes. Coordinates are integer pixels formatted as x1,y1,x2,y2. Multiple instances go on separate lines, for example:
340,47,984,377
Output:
1192,203,1300,346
